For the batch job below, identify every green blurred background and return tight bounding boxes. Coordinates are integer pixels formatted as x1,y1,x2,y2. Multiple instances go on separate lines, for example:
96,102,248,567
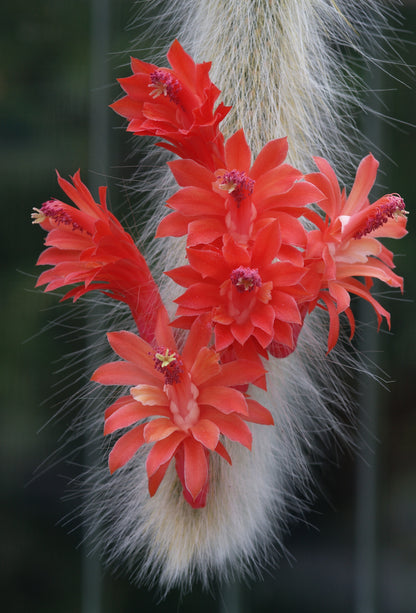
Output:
1,1,415,611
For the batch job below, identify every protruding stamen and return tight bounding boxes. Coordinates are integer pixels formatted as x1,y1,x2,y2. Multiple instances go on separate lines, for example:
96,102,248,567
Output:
32,200,83,231
149,70,182,105
219,170,255,203
354,194,407,239
31,208,47,225
153,347,183,384
230,266,262,292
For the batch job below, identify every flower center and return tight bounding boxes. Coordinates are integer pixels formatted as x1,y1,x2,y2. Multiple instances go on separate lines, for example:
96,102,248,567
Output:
219,170,255,203
354,194,407,239
149,69,182,104
230,266,262,292
31,200,83,232
153,347,183,384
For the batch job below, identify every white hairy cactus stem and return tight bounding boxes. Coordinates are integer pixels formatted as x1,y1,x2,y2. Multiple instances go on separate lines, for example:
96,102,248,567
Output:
83,0,403,592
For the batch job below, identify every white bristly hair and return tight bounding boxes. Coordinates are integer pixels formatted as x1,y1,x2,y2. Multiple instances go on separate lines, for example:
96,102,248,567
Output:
79,0,404,594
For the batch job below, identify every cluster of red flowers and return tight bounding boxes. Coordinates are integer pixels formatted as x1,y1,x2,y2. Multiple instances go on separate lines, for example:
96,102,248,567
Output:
33,41,407,508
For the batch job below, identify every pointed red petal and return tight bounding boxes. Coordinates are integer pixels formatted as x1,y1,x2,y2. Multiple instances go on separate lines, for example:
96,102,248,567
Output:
182,437,209,501
168,159,214,188
245,399,274,425
214,440,232,464
104,401,169,435
108,424,146,473
250,137,288,179
198,385,248,415
190,346,221,386
104,395,132,419
181,313,213,367
144,418,179,442
105,330,154,370
187,218,225,246
208,359,266,387
344,154,379,215
146,431,187,478
199,407,252,449
191,419,220,450
225,129,251,171
156,211,189,237
148,460,170,497
92,361,153,386
251,220,281,267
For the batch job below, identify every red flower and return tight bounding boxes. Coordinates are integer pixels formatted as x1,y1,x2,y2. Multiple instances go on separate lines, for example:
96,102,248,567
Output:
91,311,273,508
169,222,318,358
305,155,408,350
110,40,230,171
157,129,323,258
32,170,164,343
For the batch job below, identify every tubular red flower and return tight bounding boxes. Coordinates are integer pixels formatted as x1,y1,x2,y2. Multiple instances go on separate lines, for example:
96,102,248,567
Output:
110,40,230,171
305,155,408,351
92,311,273,508
33,170,165,343
169,223,317,358
157,129,323,255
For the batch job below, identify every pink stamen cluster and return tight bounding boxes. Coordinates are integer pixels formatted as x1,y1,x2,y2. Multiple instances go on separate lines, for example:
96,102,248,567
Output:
153,347,183,384
41,200,82,231
354,194,406,239
230,266,262,292
149,69,182,105
220,170,255,203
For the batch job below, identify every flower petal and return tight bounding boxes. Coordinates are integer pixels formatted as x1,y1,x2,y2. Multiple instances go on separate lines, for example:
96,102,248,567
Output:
148,460,170,497
146,431,187,478
181,313,213,368
108,424,146,473
191,419,220,450
250,137,288,180
198,385,248,415
104,401,169,435
344,154,379,216
190,347,221,386
225,129,251,171
131,384,168,406
182,437,209,501
244,399,274,425
208,359,266,388
92,361,153,386
144,418,179,442
106,331,155,371
214,440,232,464
199,407,252,449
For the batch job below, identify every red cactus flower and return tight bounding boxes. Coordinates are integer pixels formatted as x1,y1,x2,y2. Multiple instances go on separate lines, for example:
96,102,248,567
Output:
169,222,319,357
305,154,408,351
92,311,273,508
110,40,230,171
157,129,323,261
32,170,164,343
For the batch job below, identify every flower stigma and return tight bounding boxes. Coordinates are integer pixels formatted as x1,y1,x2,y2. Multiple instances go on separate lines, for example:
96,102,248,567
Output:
219,170,255,203
31,200,83,232
230,266,262,292
149,70,182,105
153,347,183,384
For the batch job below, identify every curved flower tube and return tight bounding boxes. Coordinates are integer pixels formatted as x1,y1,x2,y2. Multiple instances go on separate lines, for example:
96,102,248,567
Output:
92,311,273,508
32,170,164,343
